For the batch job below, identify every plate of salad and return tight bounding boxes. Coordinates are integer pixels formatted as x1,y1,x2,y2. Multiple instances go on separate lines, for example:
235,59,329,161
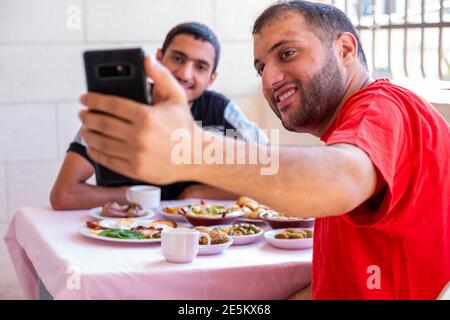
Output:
80,218,177,243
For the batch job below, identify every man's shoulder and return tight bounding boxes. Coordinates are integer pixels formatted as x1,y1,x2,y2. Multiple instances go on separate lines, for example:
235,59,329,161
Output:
349,78,423,106
342,78,417,116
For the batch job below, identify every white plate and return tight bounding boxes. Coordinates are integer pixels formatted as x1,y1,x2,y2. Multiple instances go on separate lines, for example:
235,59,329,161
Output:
264,228,313,250
198,239,233,255
89,206,155,220
79,226,161,243
209,224,263,246
159,209,187,222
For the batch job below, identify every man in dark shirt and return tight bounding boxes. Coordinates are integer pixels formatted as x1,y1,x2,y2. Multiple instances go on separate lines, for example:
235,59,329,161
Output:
51,22,267,209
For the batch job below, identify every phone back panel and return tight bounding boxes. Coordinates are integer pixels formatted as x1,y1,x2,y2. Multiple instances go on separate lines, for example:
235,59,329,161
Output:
83,48,149,187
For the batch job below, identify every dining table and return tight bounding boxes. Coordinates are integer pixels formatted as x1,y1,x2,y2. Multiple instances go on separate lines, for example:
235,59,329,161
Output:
4,199,312,300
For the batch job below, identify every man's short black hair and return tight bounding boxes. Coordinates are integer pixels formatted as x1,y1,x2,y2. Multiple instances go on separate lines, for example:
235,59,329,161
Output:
161,22,221,73
253,0,368,70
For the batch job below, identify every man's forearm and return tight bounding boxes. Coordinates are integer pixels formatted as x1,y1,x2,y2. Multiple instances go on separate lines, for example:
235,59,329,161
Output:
188,132,376,218
178,184,239,200
51,183,128,210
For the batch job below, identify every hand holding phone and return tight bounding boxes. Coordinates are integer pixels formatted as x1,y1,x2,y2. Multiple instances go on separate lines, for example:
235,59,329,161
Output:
83,47,150,186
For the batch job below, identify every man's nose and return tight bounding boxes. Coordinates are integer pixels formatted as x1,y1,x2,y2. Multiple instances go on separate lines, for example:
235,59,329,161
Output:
176,62,194,81
261,64,284,90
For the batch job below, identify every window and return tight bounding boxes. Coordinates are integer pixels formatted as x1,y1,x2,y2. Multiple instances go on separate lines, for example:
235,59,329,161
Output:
326,0,450,103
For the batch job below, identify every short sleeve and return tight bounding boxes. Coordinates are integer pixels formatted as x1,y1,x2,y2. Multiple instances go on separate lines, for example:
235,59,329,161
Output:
325,95,409,227
223,101,269,144
66,129,95,167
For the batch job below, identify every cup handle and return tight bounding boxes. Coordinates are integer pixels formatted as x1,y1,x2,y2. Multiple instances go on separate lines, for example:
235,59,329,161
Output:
125,188,131,203
199,232,211,246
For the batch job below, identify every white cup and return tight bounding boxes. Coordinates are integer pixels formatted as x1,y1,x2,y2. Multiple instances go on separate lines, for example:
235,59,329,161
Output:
161,228,211,263
126,185,161,209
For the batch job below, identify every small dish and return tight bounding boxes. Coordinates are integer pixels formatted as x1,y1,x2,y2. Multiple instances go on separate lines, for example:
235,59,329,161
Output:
184,213,244,227
209,224,263,245
198,239,233,255
261,213,315,229
264,228,313,250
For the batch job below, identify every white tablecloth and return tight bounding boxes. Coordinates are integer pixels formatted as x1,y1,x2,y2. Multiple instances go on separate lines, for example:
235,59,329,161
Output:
4,200,312,299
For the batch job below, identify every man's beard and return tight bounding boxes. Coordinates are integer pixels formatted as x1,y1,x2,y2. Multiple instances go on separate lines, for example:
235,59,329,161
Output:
278,51,346,133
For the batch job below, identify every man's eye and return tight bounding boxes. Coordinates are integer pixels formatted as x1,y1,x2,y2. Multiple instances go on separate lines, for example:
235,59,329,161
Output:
280,50,295,60
172,55,183,63
197,64,208,72
256,66,264,77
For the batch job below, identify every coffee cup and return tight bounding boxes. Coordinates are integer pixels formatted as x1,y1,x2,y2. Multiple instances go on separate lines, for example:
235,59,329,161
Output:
126,185,161,209
161,228,211,263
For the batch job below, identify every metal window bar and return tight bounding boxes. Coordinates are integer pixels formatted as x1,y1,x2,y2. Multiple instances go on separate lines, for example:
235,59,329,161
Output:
387,0,392,76
439,0,445,79
420,0,426,78
372,0,377,73
332,0,450,80
404,0,409,77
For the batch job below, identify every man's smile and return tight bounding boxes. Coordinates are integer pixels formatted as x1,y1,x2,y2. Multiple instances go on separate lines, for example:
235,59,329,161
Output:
177,79,195,90
273,83,299,112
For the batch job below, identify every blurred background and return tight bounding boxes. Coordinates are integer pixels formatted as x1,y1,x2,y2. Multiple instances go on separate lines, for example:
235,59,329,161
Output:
0,0,449,299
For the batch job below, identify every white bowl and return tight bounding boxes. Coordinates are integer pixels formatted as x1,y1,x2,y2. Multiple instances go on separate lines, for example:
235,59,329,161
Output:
264,228,313,250
198,239,233,255
209,224,263,246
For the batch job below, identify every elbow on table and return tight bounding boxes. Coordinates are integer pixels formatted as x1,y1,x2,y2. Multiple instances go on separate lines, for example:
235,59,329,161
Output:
50,188,72,211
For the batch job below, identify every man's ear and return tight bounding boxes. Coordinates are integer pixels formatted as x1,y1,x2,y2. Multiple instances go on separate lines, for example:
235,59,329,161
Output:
207,72,217,88
156,49,163,62
337,32,358,66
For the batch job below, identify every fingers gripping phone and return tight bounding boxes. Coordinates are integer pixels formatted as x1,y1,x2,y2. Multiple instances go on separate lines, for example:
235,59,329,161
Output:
83,48,150,187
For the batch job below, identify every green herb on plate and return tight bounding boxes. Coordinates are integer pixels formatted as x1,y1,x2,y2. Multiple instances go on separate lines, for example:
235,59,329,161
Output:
99,228,144,240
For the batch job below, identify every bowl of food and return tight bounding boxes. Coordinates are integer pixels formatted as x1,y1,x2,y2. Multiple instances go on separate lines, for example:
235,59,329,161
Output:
261,211,315,229
210,223,263,245
194,227,233,255
180,203,245,227
160,203,202,222
264,228,313,250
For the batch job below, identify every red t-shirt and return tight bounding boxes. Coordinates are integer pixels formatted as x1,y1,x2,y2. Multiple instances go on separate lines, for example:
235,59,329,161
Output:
314,78,450,299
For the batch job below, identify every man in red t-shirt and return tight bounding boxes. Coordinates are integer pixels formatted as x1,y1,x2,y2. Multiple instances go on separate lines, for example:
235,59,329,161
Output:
315,78,450,299
78,2,450,299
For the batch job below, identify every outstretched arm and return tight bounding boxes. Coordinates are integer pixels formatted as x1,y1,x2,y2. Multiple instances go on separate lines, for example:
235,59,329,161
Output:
193,136,377,217
78,56,377,217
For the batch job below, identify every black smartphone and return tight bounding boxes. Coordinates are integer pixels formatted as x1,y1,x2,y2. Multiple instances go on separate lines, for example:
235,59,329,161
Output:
83,47,149,187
